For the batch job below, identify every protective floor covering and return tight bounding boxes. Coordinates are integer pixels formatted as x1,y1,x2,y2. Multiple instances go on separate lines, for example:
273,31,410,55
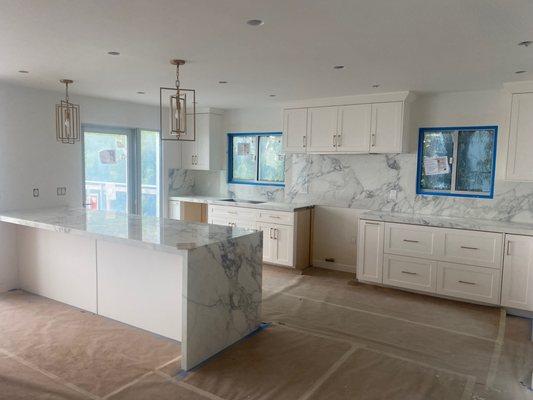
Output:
1,265,532,399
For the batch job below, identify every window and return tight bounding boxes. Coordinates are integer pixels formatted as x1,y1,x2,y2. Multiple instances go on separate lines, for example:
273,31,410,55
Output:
82,125,161,216
416,126,497,198
228,132,285,186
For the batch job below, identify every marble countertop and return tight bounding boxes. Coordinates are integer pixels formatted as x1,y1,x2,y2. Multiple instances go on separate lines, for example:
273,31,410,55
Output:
361,211,533,236
169,195,314,212
0,207,259,255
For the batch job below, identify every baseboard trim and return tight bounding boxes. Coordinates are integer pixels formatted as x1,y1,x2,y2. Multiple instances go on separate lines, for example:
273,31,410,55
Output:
312,259,356,274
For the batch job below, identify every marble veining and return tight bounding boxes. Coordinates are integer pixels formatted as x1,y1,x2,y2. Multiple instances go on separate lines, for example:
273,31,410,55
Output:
168,152,533,223
0,207,257,255
362,210,533,236
183,233,262,368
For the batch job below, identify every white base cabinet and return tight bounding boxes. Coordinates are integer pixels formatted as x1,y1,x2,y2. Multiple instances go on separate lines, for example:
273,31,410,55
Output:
358,220,508,306
501,234,533,311
209,205,311,269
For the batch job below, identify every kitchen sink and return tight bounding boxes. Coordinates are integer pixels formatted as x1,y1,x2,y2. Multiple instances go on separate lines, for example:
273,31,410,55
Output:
219,199,266,204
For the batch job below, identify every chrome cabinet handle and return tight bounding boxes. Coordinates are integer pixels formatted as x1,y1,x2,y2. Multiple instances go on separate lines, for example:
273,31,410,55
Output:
401,271,418,275
371,133,376,146
302,135,306,148
460,246,479,250
337,133,342,147
365,221,380,225
269,228,273,239
506,241,512,256
458,280,476,286
403,239,419,243
333,134,336,147
274,228,278,240
269,215,280,219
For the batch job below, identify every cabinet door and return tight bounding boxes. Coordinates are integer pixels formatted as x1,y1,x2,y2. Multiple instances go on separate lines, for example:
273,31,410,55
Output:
168,201,181,220
283,108,308,153
501,234,533,311
506,93,533,181
370,102,403,153
209,216,231,227
337,104,371,152
194,114,210,170
357,220,384,283
307,107,338,153
257,224,275,263
273,224,294,267
181,140,196,169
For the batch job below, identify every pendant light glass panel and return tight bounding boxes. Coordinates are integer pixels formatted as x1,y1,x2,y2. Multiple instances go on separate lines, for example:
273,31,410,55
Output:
170,91,187,135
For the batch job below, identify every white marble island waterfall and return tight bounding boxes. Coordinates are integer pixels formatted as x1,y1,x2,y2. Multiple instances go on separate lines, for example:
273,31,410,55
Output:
0,207,262,370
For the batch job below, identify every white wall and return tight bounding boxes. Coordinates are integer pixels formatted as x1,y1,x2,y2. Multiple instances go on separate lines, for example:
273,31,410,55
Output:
0,81,160,291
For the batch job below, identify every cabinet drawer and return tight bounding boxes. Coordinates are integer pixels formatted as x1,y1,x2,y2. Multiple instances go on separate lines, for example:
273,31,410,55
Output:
437,262,501,305
209,205,258,220
257,210,294,225
383,254,436,293
385,223,439,258
441,229,503,269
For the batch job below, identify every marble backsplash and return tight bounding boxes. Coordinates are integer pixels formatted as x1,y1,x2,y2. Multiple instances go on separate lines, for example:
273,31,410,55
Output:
168,153,533,223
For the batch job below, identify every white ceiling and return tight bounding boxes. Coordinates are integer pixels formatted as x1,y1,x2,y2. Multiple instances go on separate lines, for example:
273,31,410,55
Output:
1,0,532,108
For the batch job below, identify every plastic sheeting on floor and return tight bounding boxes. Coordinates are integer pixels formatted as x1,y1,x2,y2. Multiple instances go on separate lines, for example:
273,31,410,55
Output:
0,265,532,399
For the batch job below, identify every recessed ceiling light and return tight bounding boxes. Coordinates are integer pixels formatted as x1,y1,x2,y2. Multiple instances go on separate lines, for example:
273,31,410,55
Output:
372,84,380,88
137,91,146,94
269,94,276,97
18,70,29,74
107,51,120,56
515,70,527,74
246,19,264,26
218,81,228,84
518,41,532,47
333,65,345,70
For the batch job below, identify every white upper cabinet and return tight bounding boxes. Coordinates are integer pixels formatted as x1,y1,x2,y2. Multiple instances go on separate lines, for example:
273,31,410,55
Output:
181,112,223,170
370,102,404,153
283,108,308,152
337,104,372,152
506,93,533,181
307,107,338,152
282,93,410,155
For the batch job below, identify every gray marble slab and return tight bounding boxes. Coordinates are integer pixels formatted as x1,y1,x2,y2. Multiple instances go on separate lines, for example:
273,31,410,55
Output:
361,211,533,236
0,207,258,255
169,195,314,212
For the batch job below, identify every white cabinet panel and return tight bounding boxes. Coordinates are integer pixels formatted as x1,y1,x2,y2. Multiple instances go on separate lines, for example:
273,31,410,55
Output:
181,113,222,170
383,254,437,293
501,234,533,311
283,108,308,153
441,229,503,269
370,102,403,153
168,200,181,220
437,262,501,305
273,224,293,267
307,106,338,153
357,220,384,283
337,104,371,152
257,223,276,264
506,93,533,181
385,223,440,259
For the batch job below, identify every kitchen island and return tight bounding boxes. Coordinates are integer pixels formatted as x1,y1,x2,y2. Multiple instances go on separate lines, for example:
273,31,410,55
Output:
0,207,263,370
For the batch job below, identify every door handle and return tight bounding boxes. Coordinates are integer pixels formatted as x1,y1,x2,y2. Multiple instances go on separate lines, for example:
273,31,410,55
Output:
274,228,278,240
460,246,479,250
302,135,306,148
403,239,419,243
333,134,336,147
401,271,418,275
506,241,512,256
458,280,476,286
269,228,273,239
337,133,342,147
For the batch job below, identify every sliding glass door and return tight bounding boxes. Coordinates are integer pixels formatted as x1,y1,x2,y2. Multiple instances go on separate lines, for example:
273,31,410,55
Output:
82,126,160,216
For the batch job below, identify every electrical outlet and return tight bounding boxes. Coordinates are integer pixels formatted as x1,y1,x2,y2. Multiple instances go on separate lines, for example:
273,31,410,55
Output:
56,187,67,196
33,188,39,197
57,187,61,196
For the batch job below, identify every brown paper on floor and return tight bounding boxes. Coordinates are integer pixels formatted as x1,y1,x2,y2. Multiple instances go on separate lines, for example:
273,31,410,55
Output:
0,290,181,398
274,267,501,340
307,348,468,400
183,324,353,400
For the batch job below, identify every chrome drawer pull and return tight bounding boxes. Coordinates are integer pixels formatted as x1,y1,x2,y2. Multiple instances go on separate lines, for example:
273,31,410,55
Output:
365,222,380,225
403,239,419,243
460,246,479,250
458,280,476,285
269,215,280,219
401,270,418,275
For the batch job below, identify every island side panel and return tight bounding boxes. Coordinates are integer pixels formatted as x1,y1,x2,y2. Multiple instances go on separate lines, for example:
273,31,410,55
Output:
182,232,262,370
0,222,18,293
96,240,183,341
17,226,97,312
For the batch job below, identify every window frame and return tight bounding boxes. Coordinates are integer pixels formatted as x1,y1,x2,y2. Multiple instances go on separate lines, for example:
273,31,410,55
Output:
416,126,498,199
227,132,285,187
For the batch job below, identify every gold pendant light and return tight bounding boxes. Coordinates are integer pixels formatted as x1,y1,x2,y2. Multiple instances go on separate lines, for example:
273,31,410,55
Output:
55,79,80,144
160,59,196,141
